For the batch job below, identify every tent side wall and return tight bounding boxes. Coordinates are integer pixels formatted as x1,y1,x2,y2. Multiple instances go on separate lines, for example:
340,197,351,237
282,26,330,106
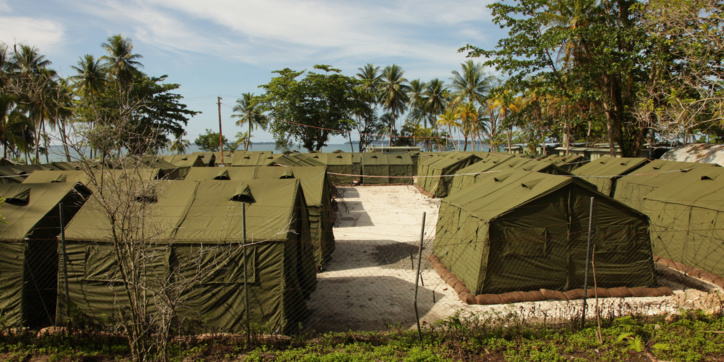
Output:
567,187,655,289
0,185,89,328
483,191,571,293
0,241,25,327
646,199,724,277
433,202,488,294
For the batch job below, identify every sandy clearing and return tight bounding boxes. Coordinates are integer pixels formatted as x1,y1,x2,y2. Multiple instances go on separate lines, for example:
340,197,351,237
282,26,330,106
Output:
303,185,723,334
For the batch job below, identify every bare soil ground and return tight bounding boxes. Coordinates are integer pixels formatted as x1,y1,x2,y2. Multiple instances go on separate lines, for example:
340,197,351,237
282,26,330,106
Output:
304,185,724,334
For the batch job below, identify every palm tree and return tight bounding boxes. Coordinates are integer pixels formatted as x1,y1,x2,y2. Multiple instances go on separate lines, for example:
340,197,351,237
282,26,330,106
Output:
436,109,460,151
0,44,12,89
231,93,266,151
356,64,381,99
12,44,51,77
71,54,106,116
483,98,502,151
406,79,426,128
355,64,382,151
450,60,493,107
457,102,480,151
169,132,190,154
422,78,449,129
379,64,410,146
12,45,55,163
101,34,143,89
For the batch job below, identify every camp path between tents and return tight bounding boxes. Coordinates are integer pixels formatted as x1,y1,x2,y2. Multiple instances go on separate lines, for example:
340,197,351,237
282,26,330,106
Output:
302,185,723,334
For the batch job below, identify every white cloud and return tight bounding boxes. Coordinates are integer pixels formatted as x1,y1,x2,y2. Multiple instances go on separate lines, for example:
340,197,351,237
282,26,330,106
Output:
0,16,65,54
0,0,11,13
71,0,495,71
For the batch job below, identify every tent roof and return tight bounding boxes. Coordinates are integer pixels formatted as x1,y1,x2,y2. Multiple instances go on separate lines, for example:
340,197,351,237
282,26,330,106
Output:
0,182,84,240
360,153,413,165
230,152,282,167
22,170,91,185
160,154,205,168
444,170,604,221
64,179,301,244
172,179,300,242
212,151,234,165
618,159,719,188
572,156,648,178
427,152,482,171
273,154,327,167
184,166,327,205
644,166,724,210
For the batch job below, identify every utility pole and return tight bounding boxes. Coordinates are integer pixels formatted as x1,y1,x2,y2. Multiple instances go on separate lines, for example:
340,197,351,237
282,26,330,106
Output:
217,96,224,164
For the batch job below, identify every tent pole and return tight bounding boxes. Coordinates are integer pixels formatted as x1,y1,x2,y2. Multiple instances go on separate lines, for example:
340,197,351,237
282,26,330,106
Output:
582,197,594,329
59,202,70,326
414,212,426,343
243,202,250,344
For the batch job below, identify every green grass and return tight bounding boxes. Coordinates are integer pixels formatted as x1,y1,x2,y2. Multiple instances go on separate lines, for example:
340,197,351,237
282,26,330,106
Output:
0,311,722,361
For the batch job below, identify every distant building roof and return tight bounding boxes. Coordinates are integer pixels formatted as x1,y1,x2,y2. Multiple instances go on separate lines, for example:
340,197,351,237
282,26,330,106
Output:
660,143,724,167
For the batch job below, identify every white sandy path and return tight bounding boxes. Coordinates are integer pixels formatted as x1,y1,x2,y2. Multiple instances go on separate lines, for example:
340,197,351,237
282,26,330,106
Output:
303,185,723,334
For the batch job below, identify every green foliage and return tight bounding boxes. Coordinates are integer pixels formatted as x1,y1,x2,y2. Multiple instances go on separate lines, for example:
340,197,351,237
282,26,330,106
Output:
259,65,370,152
0,312,722,360
463,0,654,156
194,128,228,152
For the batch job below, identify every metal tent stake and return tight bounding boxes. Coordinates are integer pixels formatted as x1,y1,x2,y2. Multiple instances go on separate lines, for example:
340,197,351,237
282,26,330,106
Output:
414,212,426,342
59,203,71,323
243,202,250,344
582,197,594,329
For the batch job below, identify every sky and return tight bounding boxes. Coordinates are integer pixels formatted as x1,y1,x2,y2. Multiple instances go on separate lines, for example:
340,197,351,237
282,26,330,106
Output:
1,0,501,145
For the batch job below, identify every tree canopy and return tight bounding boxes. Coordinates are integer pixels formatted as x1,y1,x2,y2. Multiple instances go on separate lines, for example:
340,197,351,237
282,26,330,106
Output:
259,65,369,152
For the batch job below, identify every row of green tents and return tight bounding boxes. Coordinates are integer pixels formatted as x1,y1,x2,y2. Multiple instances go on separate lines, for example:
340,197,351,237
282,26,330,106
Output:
0,160,341,333
417,151,586,198
432,153,724,297
570,156,724,278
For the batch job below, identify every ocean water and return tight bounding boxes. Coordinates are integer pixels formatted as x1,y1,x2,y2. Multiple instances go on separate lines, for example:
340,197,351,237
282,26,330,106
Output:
22,141,491,163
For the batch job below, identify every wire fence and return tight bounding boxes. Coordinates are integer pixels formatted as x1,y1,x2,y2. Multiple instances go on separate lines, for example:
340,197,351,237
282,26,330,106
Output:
1,182,723,340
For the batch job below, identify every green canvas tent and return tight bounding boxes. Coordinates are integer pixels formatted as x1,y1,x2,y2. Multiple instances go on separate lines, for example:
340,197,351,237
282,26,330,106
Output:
434,170,656,295
230,152,282,167
161,154,206,170
314,153,361,185
273,153,327,167
642,166,724,277
447,154,515,195
614,160,721,211
572,156,648,197
0,164,63,184
105,156,184,180
212,151,234,166
184,166,335,268
415,152,447,180
22,169,163,193
193,152,216,166
418,152,484,198
57,179,316,334
0,182,90,327
361,153,414,185
538,154,589,172
448,155,571,196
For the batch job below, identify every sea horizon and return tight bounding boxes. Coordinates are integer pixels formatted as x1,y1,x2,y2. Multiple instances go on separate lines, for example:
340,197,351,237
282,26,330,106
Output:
9,141,492,163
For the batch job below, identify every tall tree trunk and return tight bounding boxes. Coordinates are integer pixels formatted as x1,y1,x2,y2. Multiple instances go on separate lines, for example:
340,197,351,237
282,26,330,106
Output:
506,128,512,154
43,122,50,163
59,119,71,162
564,121,570,156
248,122,252,151
34,117,43,164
